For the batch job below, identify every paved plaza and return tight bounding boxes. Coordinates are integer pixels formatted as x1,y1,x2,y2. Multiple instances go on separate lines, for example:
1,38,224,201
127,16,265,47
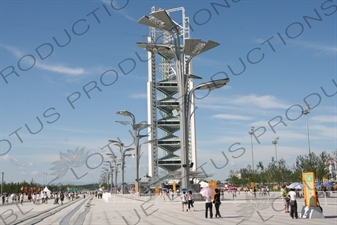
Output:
1,192,336,224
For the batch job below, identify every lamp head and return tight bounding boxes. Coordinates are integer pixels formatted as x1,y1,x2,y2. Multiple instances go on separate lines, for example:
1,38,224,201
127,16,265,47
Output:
116,121,132,126
116,110,134,118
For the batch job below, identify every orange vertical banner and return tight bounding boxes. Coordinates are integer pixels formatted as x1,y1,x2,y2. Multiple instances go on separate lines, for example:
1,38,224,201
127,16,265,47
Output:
208,180,217,200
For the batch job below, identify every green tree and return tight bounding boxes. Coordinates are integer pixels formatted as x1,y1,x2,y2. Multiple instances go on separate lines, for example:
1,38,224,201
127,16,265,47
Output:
293,151,330,182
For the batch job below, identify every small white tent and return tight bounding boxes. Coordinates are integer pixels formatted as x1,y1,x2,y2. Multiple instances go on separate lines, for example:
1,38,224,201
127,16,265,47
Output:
41,186,51,197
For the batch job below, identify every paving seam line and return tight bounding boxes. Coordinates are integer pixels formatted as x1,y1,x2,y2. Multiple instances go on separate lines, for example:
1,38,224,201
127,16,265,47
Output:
11,198,84,225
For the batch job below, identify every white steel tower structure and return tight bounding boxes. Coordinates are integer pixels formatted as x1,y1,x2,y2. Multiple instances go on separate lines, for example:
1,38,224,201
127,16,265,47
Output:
137,7,197,182
138,7,226,189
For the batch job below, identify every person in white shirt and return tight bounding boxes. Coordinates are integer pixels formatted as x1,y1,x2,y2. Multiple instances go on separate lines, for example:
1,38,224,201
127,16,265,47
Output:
287,188,298,219
181,191,188,211
204,195,213,218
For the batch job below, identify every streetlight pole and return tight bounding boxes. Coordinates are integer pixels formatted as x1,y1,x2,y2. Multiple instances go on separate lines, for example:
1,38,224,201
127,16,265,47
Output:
116,110,154,193
272,137,279,162
102,167,109,189
302,104,311,154
104,161,114,191
248,126,255,172
1,172,4,196
109,140,134,194
106,154,120,194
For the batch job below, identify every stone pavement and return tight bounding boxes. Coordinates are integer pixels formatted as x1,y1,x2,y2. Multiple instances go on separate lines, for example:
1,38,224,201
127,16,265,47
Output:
1,192,336,224
81,192,337,225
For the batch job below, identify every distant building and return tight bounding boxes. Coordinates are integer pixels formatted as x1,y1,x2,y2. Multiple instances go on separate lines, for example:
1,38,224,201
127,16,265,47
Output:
327,158,337,181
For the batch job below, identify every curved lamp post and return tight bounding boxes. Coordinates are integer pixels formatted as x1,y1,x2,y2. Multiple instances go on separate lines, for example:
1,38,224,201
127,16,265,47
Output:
102,167,110,188
116,110,155,193
106,154,121,194
137,9,228,189
182,78,230,185
1,172,4,197
302,104,311,154
272,137,279,162
108,140,134,194
104,161,114,191
248,126,255,172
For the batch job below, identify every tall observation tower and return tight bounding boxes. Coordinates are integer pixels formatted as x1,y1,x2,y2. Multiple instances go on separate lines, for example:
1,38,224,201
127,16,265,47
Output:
137,7,196,182
137,7,227,188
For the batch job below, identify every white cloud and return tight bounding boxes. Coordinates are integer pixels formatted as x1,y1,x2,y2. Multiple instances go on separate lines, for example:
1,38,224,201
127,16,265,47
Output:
291,39,337,56
198,94,289,111
312,115,337,123
253,38,337,56
102,0,136,22
36,63,85,76
130,93,147,99
213,114,252,120
2,44,87,76
228,94,289,109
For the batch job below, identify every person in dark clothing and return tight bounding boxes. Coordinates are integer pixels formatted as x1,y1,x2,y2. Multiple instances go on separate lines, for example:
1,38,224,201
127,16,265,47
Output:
214,188,222,218
60,191,64,205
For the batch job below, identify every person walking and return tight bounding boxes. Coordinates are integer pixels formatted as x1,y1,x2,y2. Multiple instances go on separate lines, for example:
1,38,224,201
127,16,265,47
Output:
214,188,222,218
59,191,64,204
1,194,5,205
19,193,24,205
32,193,36,204
170,189,174,199
204,194,213,219
181,191,188,211
287,188,298,219
282,185,290,213
187,190,194,211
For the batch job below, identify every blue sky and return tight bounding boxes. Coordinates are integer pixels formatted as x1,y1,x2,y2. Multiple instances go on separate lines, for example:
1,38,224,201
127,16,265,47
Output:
0,0,336,186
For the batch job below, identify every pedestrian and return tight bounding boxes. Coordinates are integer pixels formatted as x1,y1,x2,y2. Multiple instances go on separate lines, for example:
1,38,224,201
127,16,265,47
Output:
45,192,48,204
253,187,257,199
170,189,174,199
19,193,24,205
32,193,36,204
232,189,236,200
187,190,194,211
162,190,166,201
281,185,290,213
287,188,298,219
1,194,4,205
316,190,323,213
181,191,188,212
60,191,64,205
204,194,213,219
214,188,222,218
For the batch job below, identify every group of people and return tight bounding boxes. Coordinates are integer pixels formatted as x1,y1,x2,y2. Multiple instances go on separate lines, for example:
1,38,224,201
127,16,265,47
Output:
1,193,25,205
204,188,222,219
180,188,222,219
180,190,195,212
1,191,82,206
282,185,299,219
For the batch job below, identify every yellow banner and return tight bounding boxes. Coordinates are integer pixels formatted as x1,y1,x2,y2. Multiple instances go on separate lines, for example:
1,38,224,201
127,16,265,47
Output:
302,172,317,207
208,180,217,200
250,182,255,189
